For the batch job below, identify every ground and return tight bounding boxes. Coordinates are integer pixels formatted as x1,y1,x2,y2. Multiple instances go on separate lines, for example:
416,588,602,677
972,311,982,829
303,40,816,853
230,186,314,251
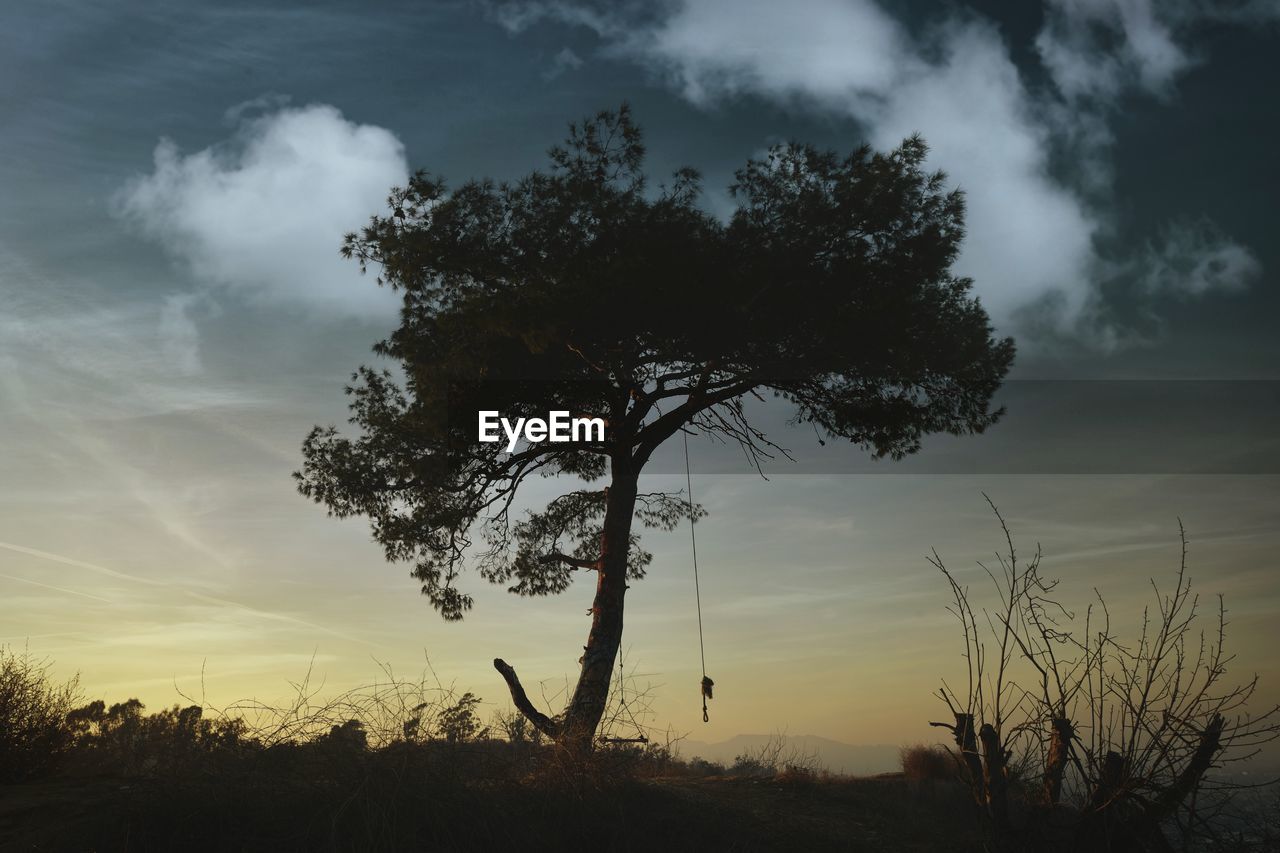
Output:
0,771,979,852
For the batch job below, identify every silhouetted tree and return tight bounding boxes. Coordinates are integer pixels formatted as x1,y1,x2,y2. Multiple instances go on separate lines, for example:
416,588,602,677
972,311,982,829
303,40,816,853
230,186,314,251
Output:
297,105,1014,749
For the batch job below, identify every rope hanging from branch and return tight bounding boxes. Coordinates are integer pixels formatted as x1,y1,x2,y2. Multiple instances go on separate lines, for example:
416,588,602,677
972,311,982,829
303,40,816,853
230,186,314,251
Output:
683,429,714,723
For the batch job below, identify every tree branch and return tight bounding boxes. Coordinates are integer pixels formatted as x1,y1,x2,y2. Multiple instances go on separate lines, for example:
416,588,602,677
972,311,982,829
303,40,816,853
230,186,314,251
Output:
493,658,561,739
539,552,600,570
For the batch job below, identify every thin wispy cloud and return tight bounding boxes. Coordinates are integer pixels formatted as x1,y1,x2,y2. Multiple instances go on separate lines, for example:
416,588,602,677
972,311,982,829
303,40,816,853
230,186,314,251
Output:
0,246,256,422
0,572,115,604
185,591,385,649
0,540,163,587
0,539,381,651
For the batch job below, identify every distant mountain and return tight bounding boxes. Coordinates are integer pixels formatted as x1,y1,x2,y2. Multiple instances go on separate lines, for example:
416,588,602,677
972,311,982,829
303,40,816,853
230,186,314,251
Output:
677,733,901,776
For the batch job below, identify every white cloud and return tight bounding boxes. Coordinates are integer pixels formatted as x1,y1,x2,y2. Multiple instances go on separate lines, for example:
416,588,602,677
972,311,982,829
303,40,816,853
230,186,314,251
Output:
1037,0,1280,102
491,0,1267,345
631,0,908,107
1037,0,1189,101
115,103,408,321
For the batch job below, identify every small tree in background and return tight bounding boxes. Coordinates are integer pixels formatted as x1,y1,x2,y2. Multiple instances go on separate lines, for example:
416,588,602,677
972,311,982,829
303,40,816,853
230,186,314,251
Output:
929,500,1280,851
437,692,487,743
297,105,1014,750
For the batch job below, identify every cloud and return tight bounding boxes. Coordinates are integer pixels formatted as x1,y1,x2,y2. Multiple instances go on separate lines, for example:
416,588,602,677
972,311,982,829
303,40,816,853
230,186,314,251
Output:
624,0,908,107
489,0,1265,345
1037,0,1280,102
158,293,205,376
1037,0,1189,101
114,103,408,321
0,258,248,422
1133,220,1261,298
543,46,584,80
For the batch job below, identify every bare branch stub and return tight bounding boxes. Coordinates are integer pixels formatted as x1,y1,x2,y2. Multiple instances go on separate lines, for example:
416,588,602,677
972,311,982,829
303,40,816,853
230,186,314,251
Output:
493,658,560,740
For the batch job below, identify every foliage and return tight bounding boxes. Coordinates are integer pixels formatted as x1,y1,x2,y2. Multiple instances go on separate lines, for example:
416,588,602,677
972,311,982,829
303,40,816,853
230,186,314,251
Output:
65,698,251,775
493,707,544,747
438,691,488,743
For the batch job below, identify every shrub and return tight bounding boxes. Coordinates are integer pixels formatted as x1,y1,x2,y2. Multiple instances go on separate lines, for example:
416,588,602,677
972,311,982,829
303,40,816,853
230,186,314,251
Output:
687,757,726,777
65,698,254,776
730,734,824,780
437,692,488,743
900,744,954,783
0,646,80,781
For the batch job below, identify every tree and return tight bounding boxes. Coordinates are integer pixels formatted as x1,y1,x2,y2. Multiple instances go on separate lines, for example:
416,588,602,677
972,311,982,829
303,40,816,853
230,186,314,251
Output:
296,105,1015,749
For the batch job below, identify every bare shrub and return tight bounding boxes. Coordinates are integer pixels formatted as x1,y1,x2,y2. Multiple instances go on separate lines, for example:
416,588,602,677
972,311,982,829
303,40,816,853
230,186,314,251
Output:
217,657,476,749
731,733,825,780
0,646,80,781
929,499,1280,850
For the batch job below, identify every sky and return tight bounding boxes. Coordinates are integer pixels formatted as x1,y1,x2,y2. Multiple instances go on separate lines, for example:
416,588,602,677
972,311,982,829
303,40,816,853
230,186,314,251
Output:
1,0,1278,758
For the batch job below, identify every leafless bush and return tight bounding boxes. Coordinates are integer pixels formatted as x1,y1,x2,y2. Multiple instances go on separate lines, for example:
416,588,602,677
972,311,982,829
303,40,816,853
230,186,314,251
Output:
929,498,1280,850
213,657,479,749
731,732,825,780
0,646,80,781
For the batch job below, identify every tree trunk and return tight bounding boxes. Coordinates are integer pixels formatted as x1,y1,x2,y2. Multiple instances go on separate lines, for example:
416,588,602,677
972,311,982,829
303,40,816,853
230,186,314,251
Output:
1043,716,1074,806
1090,750,1126,811
979,723,1010,833
1153,713,1224,820
493,451,641,752
949,712,985,803
557,462,638,749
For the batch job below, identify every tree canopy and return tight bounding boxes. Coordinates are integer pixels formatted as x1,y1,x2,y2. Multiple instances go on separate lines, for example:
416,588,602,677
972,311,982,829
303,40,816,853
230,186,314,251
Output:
297,105,1014,624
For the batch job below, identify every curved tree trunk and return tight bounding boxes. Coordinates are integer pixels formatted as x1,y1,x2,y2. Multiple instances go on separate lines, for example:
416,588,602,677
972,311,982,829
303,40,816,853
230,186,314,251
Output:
495,455,639,751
